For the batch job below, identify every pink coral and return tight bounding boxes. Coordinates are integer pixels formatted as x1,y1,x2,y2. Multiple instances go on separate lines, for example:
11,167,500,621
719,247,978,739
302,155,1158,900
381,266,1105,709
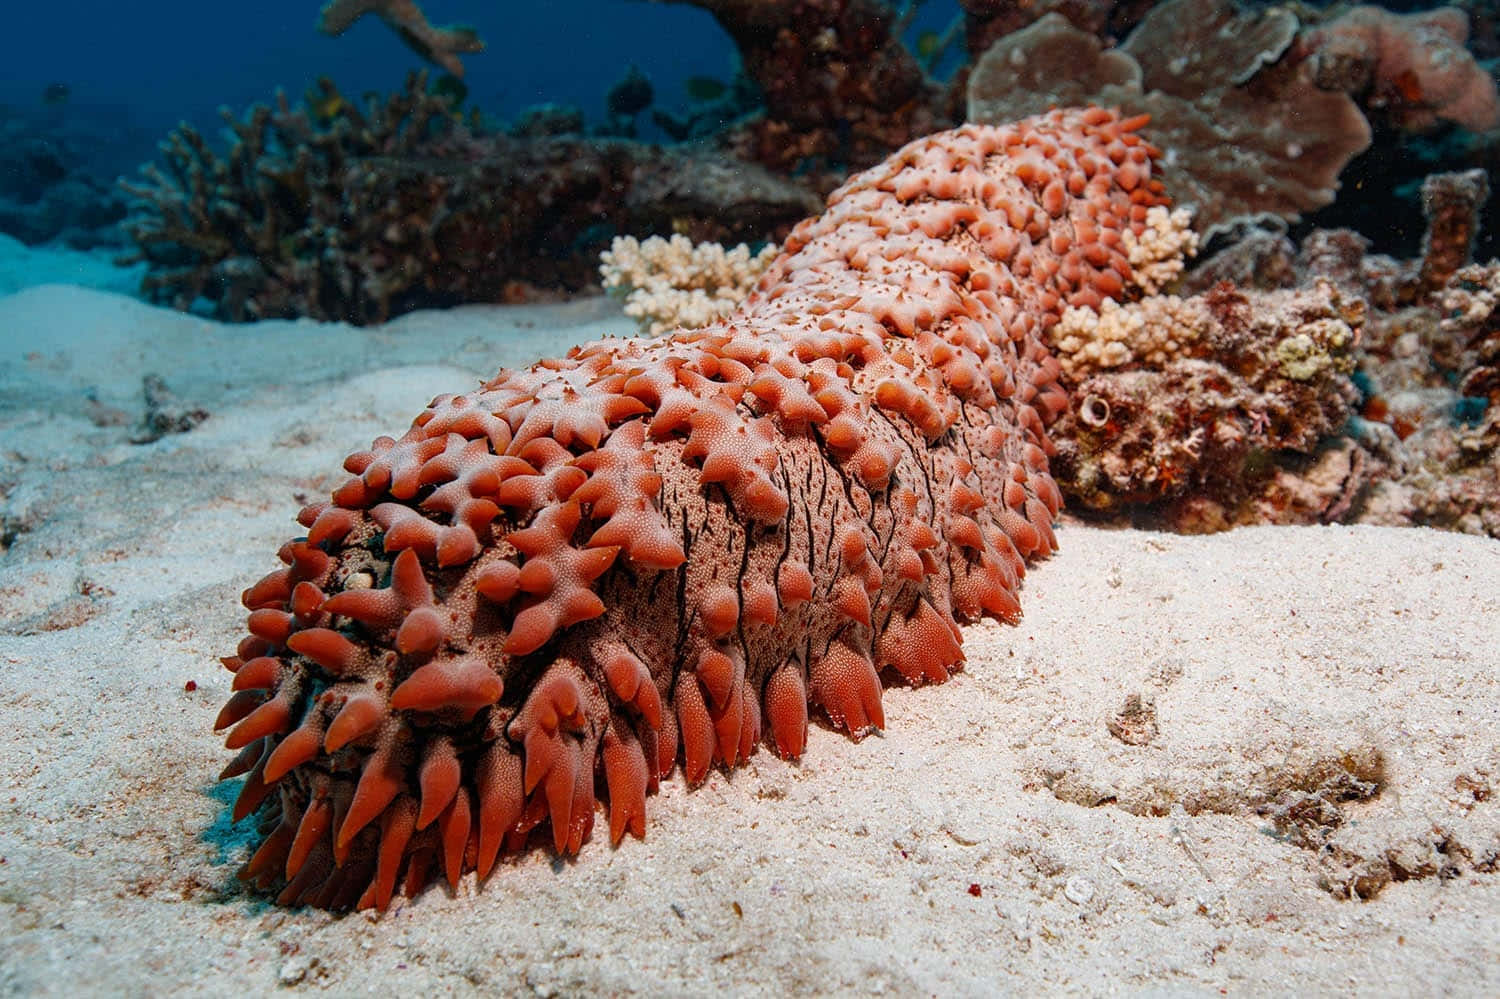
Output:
1304,5,1500,133
214,107,1169,910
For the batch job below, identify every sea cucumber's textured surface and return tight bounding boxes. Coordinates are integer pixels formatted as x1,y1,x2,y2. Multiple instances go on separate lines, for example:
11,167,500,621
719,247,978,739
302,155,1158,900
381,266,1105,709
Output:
215,107,1167,910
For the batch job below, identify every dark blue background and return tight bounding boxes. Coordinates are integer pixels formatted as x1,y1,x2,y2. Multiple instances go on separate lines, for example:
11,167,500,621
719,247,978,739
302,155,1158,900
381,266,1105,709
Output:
2,1,960,178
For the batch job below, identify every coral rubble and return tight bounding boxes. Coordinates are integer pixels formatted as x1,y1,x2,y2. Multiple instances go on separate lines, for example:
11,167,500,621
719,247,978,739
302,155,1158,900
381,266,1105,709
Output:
0,107,128,248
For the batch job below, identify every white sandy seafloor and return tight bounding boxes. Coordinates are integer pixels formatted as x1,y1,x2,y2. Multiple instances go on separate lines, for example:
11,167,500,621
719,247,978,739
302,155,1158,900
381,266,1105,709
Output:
1,259,1498,996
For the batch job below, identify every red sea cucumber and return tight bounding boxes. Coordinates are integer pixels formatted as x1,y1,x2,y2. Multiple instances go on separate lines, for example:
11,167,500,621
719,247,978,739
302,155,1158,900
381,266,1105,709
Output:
215,107,1167,910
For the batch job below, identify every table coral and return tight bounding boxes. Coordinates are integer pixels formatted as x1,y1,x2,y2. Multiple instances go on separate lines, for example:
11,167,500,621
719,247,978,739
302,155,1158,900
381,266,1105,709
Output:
214,106,1168,910
967,2,1372,240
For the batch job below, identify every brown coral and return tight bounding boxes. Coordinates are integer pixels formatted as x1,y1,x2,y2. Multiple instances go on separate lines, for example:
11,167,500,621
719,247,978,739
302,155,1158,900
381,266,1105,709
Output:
118,75,819,324
317,0,484,77
967,1,1372,239
214,107,1169,910
677,0,947,184
1302,5,1500,133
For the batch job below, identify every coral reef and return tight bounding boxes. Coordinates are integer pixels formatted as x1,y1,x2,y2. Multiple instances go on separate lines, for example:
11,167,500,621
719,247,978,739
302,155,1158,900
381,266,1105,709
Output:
1301,4,1500,133
967,1,1373,239
599,234,778,334
1441,264,1500,403
213,107,1169,910
671,0,947,184
581,168,1500,537
118,75,819,324
508,103,585,139
271,0,1493,327
1049,280,1363,528
0,107,128,248
648,73,763,144
966,12,1143,117
1351,253,1500,537
1301,168,1494,313
1052,152,1499,536
956,0,1157,62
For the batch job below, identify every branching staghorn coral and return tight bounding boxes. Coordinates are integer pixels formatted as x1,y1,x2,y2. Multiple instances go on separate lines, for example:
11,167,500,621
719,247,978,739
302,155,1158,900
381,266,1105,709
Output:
599,234,778,334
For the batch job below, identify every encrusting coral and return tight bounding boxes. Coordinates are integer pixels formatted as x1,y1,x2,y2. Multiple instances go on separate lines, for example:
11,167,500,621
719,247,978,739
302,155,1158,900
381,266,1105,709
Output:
1048,280,1364,527
215,106,1169,910
598,233,779,335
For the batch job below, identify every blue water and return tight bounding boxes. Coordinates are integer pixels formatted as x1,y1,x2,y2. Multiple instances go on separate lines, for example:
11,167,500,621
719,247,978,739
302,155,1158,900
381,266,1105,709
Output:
1,1,1491,295
0,0,962,274
4,2,961,173
6,2,733,172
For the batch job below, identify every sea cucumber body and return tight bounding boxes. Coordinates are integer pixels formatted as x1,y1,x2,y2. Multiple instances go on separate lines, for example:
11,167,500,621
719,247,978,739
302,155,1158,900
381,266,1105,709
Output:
216,107,1166,910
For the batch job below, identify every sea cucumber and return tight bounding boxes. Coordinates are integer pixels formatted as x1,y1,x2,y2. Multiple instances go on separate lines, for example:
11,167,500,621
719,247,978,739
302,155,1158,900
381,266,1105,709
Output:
215,107,1167,910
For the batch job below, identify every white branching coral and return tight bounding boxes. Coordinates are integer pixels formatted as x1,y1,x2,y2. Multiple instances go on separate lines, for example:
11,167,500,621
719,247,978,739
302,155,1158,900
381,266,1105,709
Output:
599,234,779,334
1050,206,1204,378
1050,295,1212,378
1121,205,1199,294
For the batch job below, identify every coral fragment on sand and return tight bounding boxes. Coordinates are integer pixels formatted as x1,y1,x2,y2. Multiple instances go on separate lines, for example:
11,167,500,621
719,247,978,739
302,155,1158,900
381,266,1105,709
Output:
599,234,779,335
215,107,1168,910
